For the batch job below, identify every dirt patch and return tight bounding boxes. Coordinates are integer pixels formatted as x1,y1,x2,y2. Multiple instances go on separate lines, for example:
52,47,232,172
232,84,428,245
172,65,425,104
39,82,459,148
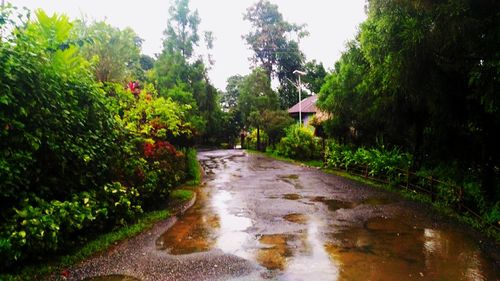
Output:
283,213,308,224
311,196,357,211
283,193,302,200
278,174,299,180
257,234,293,270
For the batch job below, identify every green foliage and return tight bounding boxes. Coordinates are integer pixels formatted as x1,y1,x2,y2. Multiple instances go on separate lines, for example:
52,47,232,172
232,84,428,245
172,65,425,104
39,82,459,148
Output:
0,182,143,268
302,60,327,94
0,209,171,281
163,0,200,59
318,0,500,206
170,189,194,202
325,141,412,183
0,7,194,270
261,110,294,147
243,0,307,78
121,91,193,140
0,9,118,213
153,0,223,144
238,68,278,123
243,0,310,109
246,128,268,151
184,148,201,185
222,75,244,111
77,21,142,83
276,40,305,109
276,124,320,160
324,140,497,230
487,203,500,226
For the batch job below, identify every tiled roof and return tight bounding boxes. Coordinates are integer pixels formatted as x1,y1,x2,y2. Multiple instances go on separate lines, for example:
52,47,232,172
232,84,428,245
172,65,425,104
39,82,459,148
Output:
287,95,318,114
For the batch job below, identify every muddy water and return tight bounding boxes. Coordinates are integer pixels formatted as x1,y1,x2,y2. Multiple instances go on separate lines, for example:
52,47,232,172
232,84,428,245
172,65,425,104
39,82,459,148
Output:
157,150,500,280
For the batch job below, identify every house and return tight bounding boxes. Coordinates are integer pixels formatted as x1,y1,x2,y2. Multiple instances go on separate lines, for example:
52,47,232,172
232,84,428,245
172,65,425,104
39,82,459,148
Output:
287,94,319,125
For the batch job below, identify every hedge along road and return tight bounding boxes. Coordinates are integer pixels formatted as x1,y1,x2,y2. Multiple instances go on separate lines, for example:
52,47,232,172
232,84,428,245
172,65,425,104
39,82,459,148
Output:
69,150,500,281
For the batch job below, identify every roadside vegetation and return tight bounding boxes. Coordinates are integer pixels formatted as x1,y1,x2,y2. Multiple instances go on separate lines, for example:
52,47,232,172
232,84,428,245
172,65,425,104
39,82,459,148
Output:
0,0,205,276
1,0,499,277
232,0,499,239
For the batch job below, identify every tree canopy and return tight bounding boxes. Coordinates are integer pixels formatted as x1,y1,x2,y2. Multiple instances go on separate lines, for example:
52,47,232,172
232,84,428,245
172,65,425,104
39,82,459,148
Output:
318,0,500,201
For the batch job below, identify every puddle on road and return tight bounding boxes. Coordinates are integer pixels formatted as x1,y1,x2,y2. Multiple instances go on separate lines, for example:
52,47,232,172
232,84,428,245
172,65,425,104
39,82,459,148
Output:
283,193,301,200
364,216,412,233
312,195,394,212
278,174,299,180
326,216,499,281
84,275,140,281
157,188,252,258
257,234,293,270
277,174,303,189
312,196,357,211
158,151,499,281
156,189,219,254
213,190,253,259
283,213,308,224
361,196,395,206
282,219,340,281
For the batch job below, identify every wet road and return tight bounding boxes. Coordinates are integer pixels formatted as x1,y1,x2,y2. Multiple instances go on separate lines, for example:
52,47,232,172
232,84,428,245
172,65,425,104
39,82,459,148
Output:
156,150,500,280
75,149,500,281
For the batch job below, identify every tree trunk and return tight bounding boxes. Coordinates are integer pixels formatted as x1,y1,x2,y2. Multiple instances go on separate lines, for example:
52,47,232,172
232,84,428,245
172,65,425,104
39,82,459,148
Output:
257,126,261,151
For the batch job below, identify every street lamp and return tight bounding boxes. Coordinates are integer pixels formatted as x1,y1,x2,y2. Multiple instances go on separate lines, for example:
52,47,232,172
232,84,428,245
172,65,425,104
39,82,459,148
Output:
293,70,306,126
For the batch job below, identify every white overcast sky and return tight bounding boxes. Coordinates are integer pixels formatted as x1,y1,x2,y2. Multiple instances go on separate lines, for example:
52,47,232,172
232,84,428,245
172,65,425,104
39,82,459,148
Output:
11,0,367,90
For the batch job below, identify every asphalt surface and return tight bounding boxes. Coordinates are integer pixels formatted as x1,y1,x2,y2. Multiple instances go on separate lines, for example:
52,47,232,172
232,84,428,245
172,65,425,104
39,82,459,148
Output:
62,150,500,281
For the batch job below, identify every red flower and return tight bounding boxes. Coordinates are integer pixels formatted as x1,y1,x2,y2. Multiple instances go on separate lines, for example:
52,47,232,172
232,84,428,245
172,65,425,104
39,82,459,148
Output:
61,269,70,279
144,142,155,157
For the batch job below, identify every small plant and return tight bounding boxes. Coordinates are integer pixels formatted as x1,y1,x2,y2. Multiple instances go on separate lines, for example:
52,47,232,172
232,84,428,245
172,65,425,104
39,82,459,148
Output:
276,124,320,160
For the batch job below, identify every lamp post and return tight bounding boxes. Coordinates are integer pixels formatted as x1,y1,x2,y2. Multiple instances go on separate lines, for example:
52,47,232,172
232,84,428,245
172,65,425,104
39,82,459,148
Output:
293,70,306,126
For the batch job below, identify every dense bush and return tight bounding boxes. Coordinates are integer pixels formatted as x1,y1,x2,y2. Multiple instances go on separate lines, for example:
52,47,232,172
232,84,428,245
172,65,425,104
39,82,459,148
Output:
276,125,320,160
0,182,143,267
325,140,412,182
317,0,500,205
324,140,500,227
0,9,195,269
0,10,119,214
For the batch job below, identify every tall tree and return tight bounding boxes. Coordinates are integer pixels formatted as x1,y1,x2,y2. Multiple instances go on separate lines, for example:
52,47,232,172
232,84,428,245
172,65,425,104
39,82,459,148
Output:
163,0,200,59
302,60,327,94
243,0,307,79
222,75,244,111
319,0,500,202
238,68,278,150
77,21,142,83
276,40,305,109
154,0,224,144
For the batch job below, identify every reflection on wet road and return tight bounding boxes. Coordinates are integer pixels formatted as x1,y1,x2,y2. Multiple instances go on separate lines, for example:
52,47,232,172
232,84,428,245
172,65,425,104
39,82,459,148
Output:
157,150,500,280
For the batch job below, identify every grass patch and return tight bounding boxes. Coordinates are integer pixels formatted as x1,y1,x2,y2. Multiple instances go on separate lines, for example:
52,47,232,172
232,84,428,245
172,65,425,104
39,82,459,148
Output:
171,189,194,201
248,149,323,169
185,148,201,186
304,159,323,168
